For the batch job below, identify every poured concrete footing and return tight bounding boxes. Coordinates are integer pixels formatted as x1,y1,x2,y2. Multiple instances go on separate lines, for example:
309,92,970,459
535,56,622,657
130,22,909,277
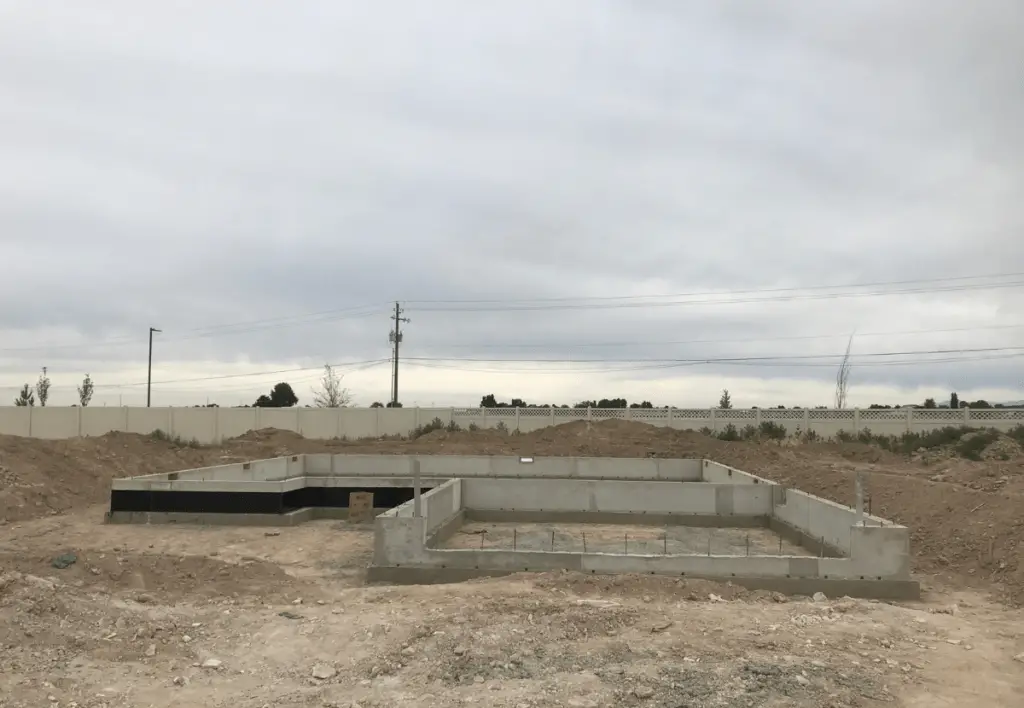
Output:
105,507,391,526
365,565,921,600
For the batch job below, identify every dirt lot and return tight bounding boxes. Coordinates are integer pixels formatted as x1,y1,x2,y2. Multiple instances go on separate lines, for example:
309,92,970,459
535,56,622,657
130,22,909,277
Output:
2,421,1024,706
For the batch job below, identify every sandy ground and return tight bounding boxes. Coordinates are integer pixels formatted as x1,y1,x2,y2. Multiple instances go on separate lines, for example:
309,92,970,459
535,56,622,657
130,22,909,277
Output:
2,421,1024,705
1,507,1023,707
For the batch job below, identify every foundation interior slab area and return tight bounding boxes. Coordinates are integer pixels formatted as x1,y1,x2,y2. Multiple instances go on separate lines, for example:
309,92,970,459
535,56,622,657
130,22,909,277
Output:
104,453,917,599
442,521,814,557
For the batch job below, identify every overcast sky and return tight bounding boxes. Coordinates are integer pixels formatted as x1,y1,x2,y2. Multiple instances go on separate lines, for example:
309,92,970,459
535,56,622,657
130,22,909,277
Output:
1,1,1022,409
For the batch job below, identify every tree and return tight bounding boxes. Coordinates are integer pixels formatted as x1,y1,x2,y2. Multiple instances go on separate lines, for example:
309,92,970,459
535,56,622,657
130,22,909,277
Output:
923,398,936,409
718,389,732,409
312,364,351,408
834,335,853,409
370,401,385,408
36,367,51,407
14,384,34,406
950,392,959,409
254,382,298,407
78,374,94,407
480,394,499,408
386,401,403,408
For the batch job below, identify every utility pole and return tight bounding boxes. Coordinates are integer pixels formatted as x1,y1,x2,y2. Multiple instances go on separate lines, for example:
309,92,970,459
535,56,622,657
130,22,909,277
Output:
389,302,409,407
147,327,161,407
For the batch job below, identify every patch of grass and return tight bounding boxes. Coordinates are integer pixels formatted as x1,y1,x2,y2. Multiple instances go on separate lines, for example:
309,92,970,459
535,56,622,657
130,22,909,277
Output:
148,429,201,448
409,416,452,439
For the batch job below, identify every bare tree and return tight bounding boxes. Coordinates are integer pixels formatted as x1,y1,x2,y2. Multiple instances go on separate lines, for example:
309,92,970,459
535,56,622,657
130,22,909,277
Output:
834,336,854,409
312,364,352,408
78,373,94,407
36,367,51,407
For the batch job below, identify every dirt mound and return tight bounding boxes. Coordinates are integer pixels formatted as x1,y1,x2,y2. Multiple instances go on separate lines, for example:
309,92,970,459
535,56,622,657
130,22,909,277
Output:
0,549,322,604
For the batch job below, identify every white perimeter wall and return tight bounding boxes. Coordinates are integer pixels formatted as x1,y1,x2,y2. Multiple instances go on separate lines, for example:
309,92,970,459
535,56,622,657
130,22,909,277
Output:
1,405,1021,444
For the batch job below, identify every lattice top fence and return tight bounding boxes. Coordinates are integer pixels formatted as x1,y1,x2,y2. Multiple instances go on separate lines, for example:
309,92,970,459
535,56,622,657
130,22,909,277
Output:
451,407,1024,422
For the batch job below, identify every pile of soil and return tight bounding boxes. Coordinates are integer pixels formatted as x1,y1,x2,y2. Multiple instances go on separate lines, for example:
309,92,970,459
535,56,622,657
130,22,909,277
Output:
2,420,1023,605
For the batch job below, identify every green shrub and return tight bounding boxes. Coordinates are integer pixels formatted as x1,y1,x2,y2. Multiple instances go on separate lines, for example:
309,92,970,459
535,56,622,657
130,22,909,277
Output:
495,421,509,434
467,423,480,432
740,424,758,440
717,423,740,441
955,429,1001,461
758,421,787,440
409,416,447,439
698,426,713,436
1007,424,1024,445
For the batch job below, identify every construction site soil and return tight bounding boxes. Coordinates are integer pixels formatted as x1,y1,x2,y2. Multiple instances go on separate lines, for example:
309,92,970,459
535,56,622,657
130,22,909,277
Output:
2,420,1023,706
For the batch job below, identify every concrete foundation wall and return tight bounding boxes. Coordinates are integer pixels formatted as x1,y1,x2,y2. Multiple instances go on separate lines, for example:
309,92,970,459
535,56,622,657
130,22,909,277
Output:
4,405,1019,442
701,460,774,485
302,455,702,481
460,478,774,516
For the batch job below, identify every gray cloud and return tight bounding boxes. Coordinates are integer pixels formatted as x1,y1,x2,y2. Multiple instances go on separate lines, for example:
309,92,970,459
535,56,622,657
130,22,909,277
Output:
1,1,1022,407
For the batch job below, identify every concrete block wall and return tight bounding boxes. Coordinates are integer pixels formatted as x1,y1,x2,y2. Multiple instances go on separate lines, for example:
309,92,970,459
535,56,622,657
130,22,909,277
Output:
2,405,1021,443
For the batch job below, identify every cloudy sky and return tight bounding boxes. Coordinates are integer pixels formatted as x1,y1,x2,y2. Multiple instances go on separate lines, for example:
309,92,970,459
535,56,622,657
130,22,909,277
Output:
1,0,1022,409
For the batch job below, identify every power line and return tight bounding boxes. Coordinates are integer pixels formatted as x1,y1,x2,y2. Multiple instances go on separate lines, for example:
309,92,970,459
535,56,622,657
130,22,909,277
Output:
403,270,1024,305
403,346,1024,365
0,304,390,355
400,350,1024,375
0,359,393,393
407,280,1024,312
427,323,1024,349
3,271,1021,356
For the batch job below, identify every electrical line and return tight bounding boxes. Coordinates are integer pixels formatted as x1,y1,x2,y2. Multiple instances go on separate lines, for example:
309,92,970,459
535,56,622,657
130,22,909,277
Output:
407,280,1024,312
0,304,390,355
401,351,1024,375
427,323,1024,349
402,346,1024,365
403,271,1024,305
3,271,1021,355
7,358,394,391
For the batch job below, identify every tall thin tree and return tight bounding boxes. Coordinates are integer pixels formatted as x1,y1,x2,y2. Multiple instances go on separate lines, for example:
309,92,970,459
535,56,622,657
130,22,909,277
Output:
36,367,51,407
834,336,854,409
78,373,94,407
